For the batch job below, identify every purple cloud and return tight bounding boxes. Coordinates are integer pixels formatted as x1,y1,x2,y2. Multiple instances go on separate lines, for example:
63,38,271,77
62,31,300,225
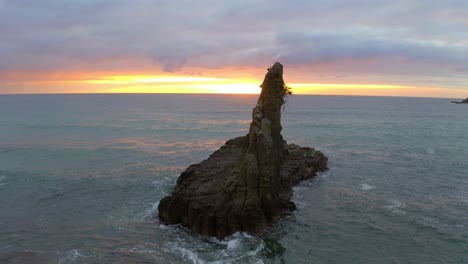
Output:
0,0,467,90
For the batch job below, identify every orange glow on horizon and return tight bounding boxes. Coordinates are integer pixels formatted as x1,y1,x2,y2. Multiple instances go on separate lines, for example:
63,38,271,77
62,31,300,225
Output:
79,75,262,94
77,75,450,96
83,75,228,84
1,71,466,98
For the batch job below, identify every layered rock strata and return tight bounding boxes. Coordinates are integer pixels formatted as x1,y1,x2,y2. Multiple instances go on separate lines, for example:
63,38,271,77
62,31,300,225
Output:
158,62,328,238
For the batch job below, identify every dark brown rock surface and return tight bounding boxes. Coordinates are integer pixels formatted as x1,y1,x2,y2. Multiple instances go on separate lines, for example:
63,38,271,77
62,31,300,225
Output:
158,62,328,238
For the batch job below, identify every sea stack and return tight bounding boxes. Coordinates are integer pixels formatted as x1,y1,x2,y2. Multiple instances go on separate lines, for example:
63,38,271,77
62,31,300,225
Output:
451,97,468,104
158,62,328,238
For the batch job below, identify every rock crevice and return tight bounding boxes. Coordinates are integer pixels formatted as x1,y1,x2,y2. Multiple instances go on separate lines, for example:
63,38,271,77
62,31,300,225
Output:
158,62,328,238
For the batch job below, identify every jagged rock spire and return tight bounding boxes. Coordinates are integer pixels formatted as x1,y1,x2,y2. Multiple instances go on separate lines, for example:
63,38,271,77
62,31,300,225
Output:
158,63,328,238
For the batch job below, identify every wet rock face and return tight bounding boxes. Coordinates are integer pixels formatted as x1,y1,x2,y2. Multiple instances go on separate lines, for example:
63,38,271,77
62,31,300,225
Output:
158,62,328,238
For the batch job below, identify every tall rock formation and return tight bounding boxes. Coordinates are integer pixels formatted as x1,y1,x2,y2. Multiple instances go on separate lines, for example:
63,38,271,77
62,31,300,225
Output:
158,63,328,238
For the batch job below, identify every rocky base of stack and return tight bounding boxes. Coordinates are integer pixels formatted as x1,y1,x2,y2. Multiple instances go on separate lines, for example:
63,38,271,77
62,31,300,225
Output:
158,136,328,239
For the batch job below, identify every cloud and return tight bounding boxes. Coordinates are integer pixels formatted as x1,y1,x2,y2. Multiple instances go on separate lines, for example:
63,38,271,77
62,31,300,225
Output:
0,0,468,89
153,56,187,72
275,31,468,69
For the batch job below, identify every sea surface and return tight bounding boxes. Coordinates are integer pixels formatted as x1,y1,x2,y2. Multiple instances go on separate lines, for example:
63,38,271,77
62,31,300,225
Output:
0,94,467,263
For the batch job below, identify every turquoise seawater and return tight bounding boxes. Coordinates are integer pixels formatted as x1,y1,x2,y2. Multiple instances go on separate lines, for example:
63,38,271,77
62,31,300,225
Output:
0,94,467,263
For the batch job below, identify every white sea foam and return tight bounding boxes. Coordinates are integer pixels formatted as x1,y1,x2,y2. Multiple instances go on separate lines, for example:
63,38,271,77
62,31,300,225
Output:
426,148,435,154
142,201,159,218
68,250,82,261
318,170,331,179
421,216,439,224
159,223,171,230
58,249,84,264
124,243,165,262
226,232,264,256
207,231,253,246
360,183,376,190
384,199,406,215
227,238,242,251
165,242,206,264
228,231,254,239
168,232,265,263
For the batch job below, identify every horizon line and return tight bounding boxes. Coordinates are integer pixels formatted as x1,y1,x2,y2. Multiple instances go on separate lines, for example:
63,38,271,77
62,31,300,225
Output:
0,92,461,100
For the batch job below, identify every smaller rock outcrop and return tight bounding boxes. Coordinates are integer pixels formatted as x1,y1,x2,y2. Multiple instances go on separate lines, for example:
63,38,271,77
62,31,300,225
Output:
451,97,468,104
158,62,328,239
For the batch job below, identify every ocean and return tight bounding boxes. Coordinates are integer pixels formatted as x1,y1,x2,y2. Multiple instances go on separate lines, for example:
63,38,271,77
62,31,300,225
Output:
0,94,467,263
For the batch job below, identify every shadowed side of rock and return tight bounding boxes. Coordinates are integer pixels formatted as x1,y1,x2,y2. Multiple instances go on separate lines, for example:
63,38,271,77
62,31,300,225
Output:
227,62,289,234
158,63,328,239
158,136,246,237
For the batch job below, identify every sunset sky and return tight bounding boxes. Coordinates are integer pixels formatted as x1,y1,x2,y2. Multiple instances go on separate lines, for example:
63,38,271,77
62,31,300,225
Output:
1,0,467,98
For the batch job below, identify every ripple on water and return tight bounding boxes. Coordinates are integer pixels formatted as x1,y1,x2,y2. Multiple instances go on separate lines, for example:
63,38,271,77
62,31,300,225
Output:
58,249,84,264
360,182,376,191
384,199,407,215
2,95,467,263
